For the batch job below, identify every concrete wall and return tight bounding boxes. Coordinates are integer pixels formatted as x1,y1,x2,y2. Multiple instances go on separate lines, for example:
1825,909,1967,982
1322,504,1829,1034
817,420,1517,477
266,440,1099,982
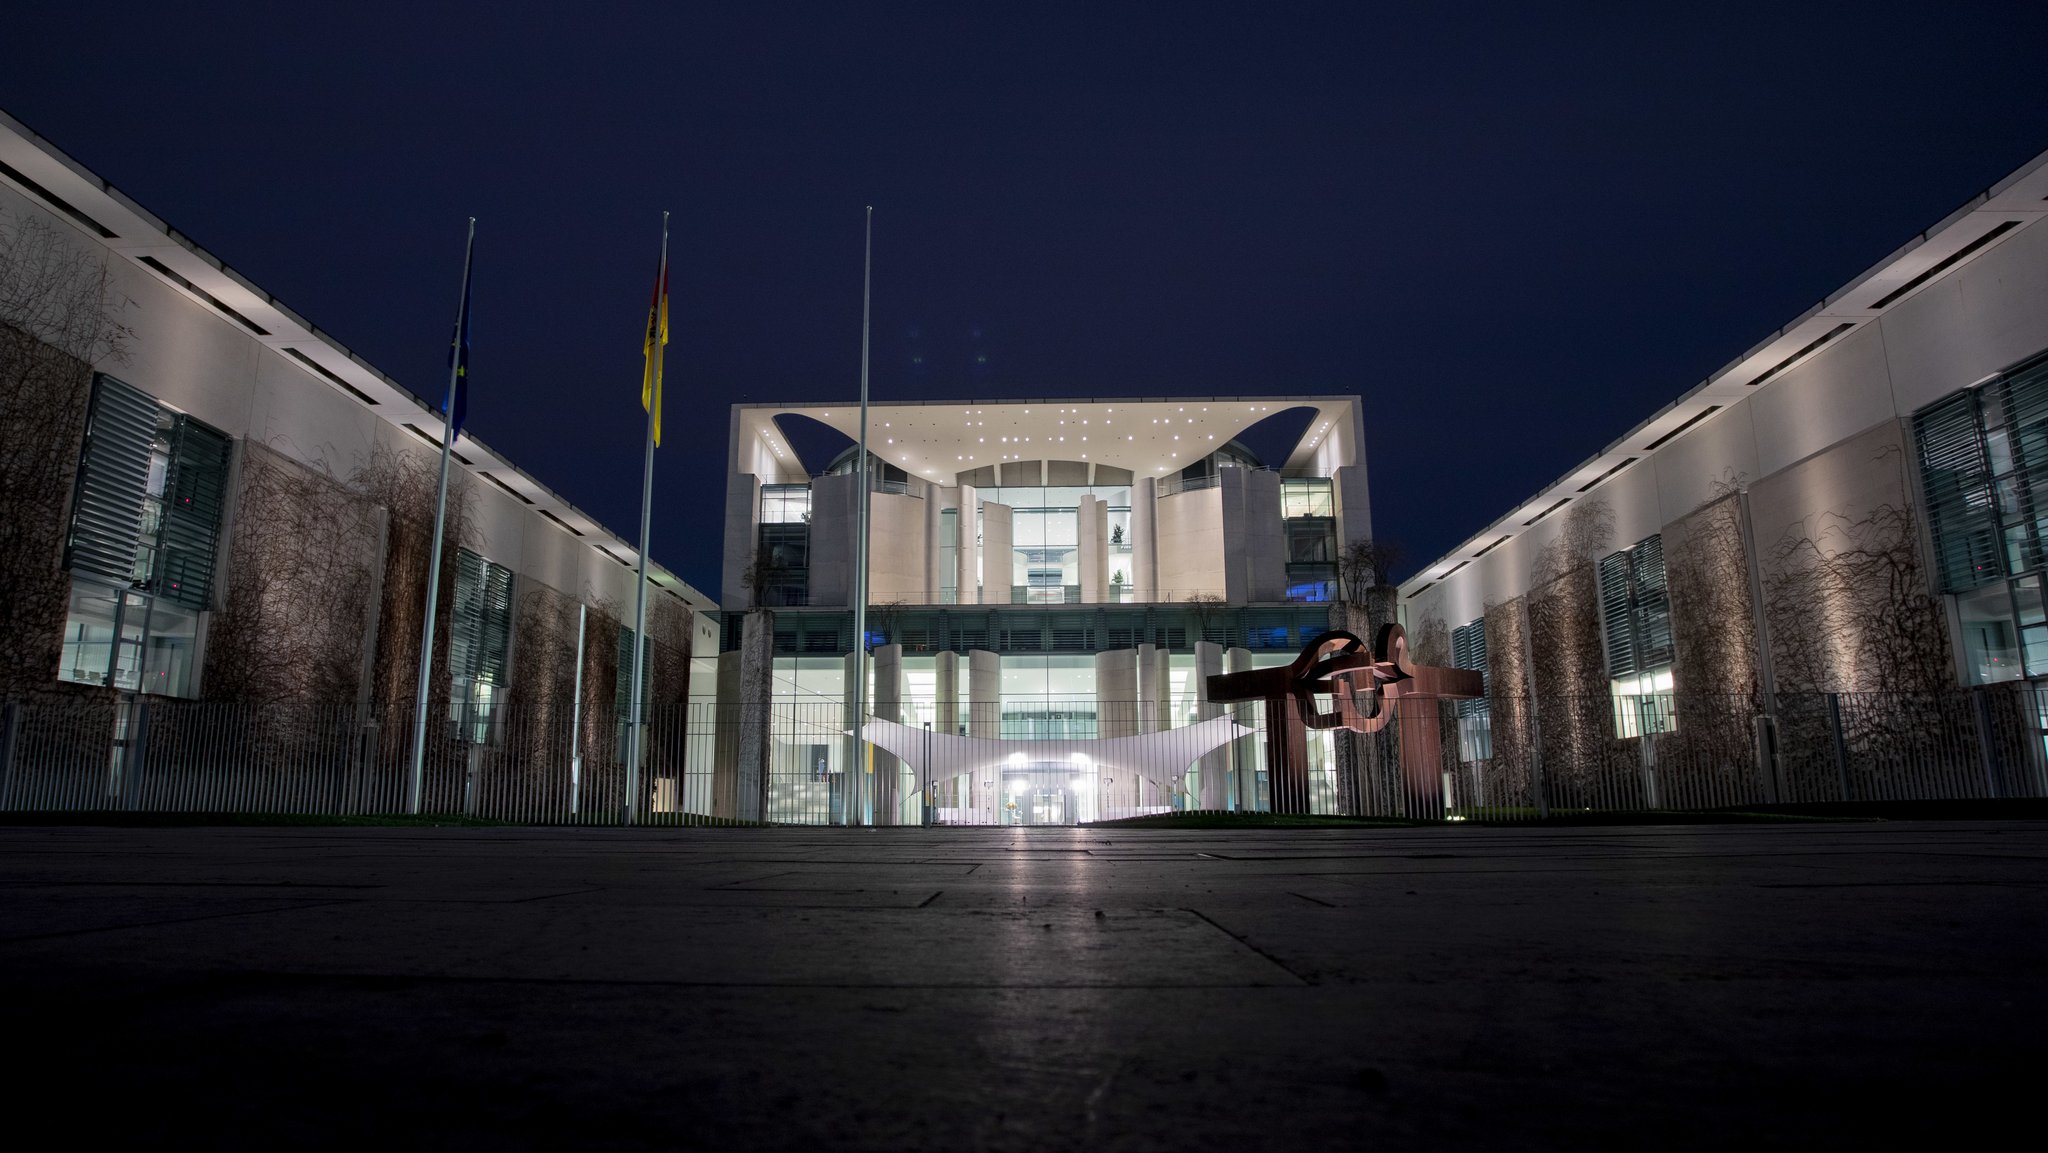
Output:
981,502,1014,605
868,491,928,605
804,472,858,608
0,178,711,708
1155,486,1226,599
1412,214,2048,691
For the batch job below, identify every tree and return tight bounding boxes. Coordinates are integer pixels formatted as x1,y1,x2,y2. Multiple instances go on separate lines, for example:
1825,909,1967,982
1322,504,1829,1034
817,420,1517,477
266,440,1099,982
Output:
0,207,134,693
739,548,787,608
1336,538,1404,608
1185,592,1228,645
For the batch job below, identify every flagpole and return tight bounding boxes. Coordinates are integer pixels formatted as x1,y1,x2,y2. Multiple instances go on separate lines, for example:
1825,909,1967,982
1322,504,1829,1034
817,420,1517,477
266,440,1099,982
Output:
851,206,874,826
625,211,668,826
408,217,475,815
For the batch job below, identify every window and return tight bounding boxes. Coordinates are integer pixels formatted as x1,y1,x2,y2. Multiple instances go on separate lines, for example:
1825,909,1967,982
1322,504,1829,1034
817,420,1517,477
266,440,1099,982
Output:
1280,478,1334,519
1914,352,2048,682
450,548,514,740
57,375,229,697
760,483,811,524
616,622,654,717
1451,619,1491,760
1599,536,1675,736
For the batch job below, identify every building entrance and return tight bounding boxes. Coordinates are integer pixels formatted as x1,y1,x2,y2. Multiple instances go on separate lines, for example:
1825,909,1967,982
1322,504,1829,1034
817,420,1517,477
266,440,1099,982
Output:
1003,779,1073,826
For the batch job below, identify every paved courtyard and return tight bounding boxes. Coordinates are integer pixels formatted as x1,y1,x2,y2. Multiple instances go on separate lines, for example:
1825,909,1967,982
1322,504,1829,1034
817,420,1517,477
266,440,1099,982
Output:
1,820,2043,1150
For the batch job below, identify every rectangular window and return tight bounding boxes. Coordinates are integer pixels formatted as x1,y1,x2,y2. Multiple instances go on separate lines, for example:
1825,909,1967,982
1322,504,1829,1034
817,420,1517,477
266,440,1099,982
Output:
450,548,514,740
759,483,811,524
1914,351,2048,683
1280,478,1334,519
616,625,654,717
1451,618,1491,760
56,376,229,698
1599,536,1675,735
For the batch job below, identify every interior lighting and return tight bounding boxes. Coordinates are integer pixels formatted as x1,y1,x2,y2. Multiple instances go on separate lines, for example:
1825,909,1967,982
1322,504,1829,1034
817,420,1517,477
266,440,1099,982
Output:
1009,753,1027,767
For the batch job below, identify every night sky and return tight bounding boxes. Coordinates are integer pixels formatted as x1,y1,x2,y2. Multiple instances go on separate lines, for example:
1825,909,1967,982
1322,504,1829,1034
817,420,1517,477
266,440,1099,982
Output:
9,3,2047,595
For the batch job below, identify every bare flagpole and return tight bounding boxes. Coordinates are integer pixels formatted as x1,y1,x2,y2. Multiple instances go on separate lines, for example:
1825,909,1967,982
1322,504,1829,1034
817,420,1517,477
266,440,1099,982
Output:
408,217,476,815
851,207,874,825
625,211,669,826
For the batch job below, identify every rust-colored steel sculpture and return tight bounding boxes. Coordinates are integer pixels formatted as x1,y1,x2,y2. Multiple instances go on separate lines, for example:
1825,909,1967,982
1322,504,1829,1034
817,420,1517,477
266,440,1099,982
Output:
1205,626,1483,814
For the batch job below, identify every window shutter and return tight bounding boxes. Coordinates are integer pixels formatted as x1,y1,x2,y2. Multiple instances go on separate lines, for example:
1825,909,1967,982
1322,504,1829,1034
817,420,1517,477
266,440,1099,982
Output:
1996,355,2048,577
1598,551,1636,678
153,416,230,609
450,549,514,687
66,375,161,584
1630,535,1673,669
615,625,652,716
1914,391,1999,593
1451,619,1488,718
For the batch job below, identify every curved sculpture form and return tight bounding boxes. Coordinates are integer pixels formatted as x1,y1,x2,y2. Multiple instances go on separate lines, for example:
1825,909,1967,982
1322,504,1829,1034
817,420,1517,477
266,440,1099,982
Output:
1206,627,1482,814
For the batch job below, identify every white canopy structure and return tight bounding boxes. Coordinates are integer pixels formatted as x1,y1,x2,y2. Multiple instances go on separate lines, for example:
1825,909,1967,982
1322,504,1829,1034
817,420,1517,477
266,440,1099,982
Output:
856,715,1252,793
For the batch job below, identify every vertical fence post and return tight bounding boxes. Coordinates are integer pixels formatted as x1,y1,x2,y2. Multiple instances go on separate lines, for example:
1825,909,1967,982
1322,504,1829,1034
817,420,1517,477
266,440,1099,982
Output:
1753,713,1781,804
0,700,19,811
123,698,151,811
1828,693,1852,803
1971,688,2002,800
1638,728,1660,810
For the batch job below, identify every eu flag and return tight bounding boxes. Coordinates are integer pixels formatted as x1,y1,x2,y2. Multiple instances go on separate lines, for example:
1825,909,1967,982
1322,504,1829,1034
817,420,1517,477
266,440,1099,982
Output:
446,231,474,442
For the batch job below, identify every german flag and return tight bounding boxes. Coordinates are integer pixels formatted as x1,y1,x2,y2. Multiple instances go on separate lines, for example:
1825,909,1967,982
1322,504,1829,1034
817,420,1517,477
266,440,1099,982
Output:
641,244,669,446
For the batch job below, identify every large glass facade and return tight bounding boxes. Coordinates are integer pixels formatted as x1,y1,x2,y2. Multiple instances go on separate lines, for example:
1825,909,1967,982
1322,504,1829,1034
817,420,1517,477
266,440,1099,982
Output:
1599,535,1675,736
756,483,812,606
982,483,1132,605
1915,351,2048,683
56,376,229,698
757,643,1334,825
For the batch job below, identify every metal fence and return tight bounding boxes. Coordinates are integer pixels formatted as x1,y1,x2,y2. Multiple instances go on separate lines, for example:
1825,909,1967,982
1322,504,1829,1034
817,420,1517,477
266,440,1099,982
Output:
3,686,2044,824
1348,687,2048,822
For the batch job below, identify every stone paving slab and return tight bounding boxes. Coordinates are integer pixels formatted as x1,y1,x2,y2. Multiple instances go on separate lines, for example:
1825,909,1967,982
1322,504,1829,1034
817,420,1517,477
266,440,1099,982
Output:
0,821,2043,1150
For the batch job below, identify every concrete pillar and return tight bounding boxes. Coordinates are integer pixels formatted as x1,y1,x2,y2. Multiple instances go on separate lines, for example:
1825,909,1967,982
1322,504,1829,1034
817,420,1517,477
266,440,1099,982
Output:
712,651,742,818
968,649,1002,738
1095,649,1139,737
1244,469,1285,602
729,610,774,822
1220,467,1249,605
1077,494,1106,604
1131,476,1157,602
924,486,946,604
934,650,959,736
1194,640,1228,811
956,484,977,604
1095,648,1140,819
1331,462,1373,553
982,502,1014,606
1228,646,1259,811
1137,643,1162,735
1152,645,1173,733
873,643,903,825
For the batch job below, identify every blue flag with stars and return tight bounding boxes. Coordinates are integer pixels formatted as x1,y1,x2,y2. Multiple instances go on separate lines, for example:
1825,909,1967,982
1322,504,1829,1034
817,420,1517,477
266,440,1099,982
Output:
446,232,474,442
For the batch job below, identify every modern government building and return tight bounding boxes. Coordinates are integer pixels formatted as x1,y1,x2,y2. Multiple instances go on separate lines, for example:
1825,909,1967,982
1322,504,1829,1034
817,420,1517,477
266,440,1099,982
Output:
0,109,720,817
7,99,2048,823
1398,142,2048,812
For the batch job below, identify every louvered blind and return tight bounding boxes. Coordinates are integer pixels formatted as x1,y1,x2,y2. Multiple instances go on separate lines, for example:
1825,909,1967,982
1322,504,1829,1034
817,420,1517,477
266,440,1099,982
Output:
66,375,161,584
1451,619,1488,719
1600,536,1674,680
1598,551,1636,678
450,548,514,688
153,416,230,609
1913,391,1999,593
1631,534,1673,669
615,625,653,716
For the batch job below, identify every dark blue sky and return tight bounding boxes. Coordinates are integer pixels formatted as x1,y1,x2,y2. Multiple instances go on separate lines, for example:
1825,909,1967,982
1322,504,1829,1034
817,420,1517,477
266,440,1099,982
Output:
9,3,2047,593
